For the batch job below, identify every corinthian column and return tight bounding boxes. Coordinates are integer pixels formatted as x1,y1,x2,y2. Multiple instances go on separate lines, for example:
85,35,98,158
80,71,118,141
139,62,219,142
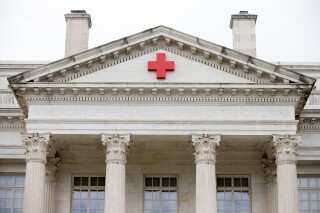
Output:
22,133,52,213
262,159,277,213
44,157,61,213
192,134,220,213
101,134,131,213
273,134,301,213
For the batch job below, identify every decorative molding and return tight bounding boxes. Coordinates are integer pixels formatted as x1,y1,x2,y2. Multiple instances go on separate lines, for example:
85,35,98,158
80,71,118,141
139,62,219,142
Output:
23,95,300,104
192,134,221,164
0,116,25,129
0,122,25,129
261,159,277,184
7,35,313,117
272,134,301,165
54,45,270,84
101,134,131,164
22,133,52,163
298,124,320,131
45,157,61,183
8,26,312,87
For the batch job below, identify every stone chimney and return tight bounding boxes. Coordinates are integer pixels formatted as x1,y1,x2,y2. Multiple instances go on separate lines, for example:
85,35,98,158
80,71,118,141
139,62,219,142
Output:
230,11,258,57
64,10,92,57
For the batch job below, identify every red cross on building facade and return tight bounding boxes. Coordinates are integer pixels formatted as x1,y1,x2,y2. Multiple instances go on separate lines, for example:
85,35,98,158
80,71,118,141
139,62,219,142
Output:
148,53,175,79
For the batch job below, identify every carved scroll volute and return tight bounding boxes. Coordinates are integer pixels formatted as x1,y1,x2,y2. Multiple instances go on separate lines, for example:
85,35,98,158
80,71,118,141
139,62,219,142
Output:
101,134,131,164
22,133,52,163
272,134,301,165
192,134,221,164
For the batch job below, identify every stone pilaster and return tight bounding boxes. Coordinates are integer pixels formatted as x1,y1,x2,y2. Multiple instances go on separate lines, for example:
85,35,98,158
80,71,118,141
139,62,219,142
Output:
262,159,277,213
273,134,301,213
45,157,61,213
101,134,131,213
192,134,220,213
22,133,52,213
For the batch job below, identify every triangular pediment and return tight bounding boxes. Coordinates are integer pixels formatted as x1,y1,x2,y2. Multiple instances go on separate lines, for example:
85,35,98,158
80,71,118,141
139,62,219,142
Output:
8,26,315,86
68,49,253,84
8,26,316,118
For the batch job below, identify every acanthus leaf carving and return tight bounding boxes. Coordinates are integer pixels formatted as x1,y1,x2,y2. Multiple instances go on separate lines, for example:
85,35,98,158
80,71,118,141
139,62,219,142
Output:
272,134,301,165
46,157,61,183
101,134,131,164
22,133,52,163
192,134,220,164
261,159,277,184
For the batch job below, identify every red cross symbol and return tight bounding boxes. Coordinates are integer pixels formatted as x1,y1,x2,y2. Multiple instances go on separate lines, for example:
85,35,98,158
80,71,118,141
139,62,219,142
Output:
148,53,175,79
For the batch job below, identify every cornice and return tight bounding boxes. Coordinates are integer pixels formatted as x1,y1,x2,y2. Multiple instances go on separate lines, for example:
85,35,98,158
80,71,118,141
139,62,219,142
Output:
9,82,310,116
7,27,315,85
54,45,269,84
7,26,315,118
298,109,320,131
298,118,320,131
0,116,25,129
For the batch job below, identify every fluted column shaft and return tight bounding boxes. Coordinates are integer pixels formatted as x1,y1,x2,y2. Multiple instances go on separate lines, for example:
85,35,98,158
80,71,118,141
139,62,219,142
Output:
273,134,301,213
101,134,131,213
44,157,61,213
192,134,220,213
262,159,277,213
22,133,51,213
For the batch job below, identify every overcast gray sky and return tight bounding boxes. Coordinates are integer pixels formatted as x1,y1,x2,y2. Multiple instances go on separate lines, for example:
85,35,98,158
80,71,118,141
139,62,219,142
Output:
0,0,319,62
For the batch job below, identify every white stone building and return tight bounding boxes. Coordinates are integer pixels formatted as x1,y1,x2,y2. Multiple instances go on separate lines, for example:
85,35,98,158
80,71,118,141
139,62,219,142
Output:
0,10,320,213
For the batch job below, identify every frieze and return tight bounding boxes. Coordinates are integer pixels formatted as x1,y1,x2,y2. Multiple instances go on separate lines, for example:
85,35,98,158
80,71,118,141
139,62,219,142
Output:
28,105,295,121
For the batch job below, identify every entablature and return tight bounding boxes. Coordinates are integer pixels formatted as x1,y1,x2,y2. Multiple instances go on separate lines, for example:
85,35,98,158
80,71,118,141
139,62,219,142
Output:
10,82,311,116
298,109,320,131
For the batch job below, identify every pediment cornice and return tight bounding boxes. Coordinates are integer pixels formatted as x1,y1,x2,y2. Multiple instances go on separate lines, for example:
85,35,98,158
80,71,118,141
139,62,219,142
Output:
8,26,315,85
10,82,312,117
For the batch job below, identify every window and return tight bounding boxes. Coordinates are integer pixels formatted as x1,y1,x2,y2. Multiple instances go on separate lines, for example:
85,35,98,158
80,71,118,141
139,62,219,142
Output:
298,177,320,213
0,175,25,213
217,176,251,213
72,175,105,213
144,176,178,213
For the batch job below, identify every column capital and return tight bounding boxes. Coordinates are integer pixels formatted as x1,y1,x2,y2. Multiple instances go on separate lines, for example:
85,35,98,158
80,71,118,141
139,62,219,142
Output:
192,134,221,164
46,157,61,183
101,134,131,164
272,134,301,165
22,133,52,163
261,159,277,184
